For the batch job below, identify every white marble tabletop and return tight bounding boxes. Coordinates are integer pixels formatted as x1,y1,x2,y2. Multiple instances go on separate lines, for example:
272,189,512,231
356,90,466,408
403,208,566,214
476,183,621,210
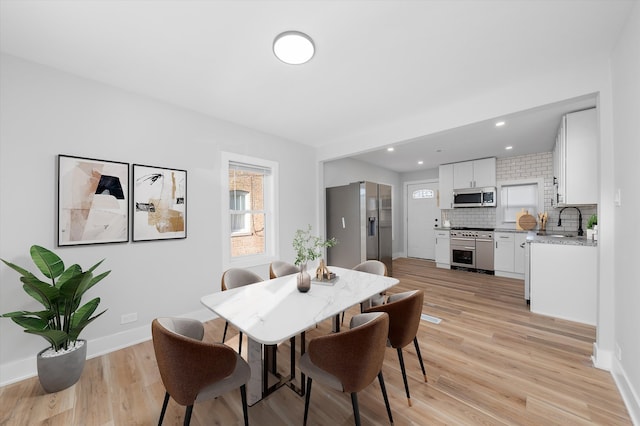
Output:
201,266,399,345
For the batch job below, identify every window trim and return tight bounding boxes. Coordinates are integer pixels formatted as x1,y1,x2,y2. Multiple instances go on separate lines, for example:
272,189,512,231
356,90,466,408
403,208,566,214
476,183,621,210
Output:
221,152,279,269
496,178,544,227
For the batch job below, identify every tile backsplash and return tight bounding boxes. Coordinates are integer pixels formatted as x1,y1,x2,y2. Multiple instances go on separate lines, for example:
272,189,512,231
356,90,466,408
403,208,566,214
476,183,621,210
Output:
441,152,597,233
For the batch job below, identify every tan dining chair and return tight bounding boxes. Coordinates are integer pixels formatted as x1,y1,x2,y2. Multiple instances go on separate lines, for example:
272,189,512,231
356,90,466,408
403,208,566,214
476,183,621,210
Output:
300,312,394,426
151,317,250,426
353,260,388,308
365,289,427,407
269,260,299,279
221,268,263,353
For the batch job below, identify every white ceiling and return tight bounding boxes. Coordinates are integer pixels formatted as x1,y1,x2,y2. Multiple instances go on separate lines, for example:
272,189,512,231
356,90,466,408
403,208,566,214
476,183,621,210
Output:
0,1,633,172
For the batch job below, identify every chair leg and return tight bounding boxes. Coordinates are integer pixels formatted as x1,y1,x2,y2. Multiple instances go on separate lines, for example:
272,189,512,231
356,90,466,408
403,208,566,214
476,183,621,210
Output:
184,405,193,426
397,347,412,406
303,378,313,426
240,385,249,426
350,393,361,426
413,336,428,382
378,371,394,425
239,331,243,355
158,391,170,425
222,321,229,343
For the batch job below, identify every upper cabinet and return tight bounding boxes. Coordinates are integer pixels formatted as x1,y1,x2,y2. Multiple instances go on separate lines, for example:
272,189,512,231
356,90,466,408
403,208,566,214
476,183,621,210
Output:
438,163,454,209
554,108,598,206
453,157,496,189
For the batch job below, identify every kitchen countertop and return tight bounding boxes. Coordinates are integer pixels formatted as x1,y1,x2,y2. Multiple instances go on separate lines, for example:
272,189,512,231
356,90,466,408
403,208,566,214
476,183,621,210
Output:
442,227,598,246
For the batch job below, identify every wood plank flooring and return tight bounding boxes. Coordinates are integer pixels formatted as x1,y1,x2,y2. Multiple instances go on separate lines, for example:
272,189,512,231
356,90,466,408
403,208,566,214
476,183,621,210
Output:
0,258,632,425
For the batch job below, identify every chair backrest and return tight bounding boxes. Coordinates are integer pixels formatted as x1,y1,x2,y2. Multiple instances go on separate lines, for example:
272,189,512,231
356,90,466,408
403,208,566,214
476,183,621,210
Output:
366,290,424,349
308,312,389,393
269,261,300,279
221,268,263,291
353,260,387,276
152,318,237,406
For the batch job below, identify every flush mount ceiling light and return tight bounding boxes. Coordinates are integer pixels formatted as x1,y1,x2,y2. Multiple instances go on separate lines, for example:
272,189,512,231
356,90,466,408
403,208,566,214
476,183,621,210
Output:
273,31,315,65
495,121,506,127
505,146,513,150
387,147,395,152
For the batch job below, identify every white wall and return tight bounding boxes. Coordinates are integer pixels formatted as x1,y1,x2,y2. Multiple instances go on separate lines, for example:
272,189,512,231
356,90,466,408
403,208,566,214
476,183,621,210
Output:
610,2,640,422
0,55,317,385
323,158,403,257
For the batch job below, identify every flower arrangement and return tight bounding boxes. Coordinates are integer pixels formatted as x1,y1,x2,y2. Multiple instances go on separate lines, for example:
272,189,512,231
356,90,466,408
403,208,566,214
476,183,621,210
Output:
292,225,337,266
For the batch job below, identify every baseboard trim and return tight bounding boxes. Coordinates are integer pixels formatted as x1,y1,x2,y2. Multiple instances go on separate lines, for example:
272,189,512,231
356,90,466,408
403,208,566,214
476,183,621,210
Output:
0,308,218,387
611,357,640,425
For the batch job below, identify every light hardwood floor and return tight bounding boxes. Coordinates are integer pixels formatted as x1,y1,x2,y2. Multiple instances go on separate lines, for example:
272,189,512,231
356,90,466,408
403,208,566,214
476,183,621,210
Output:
0,258,632,425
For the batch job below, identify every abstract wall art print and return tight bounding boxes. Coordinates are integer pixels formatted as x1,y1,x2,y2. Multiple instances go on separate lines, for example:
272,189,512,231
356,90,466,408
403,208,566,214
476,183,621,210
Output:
132,164,187,241
58,155,129,246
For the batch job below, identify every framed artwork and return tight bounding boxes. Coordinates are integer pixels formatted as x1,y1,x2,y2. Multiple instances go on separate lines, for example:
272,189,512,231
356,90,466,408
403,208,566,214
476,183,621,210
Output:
58,155,129,246
132,164,187,241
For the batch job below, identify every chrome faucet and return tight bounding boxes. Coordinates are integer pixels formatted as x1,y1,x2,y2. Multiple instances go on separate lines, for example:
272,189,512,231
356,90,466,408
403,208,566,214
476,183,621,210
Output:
557,206,583,236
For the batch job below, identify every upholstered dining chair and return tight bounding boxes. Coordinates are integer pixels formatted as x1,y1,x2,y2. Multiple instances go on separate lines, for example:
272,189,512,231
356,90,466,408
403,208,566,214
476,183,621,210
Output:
300,312,394,426
151,317,250,426
221,268,263,353
353,260,388,308
365,289,428,407
269,260,299,279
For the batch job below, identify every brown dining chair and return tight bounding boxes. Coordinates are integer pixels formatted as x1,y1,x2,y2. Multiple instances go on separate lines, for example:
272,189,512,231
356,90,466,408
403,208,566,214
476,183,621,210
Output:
300,312,394,426
221,268,263,353
151,317,250,426
269,260,299,279
365,289,427,407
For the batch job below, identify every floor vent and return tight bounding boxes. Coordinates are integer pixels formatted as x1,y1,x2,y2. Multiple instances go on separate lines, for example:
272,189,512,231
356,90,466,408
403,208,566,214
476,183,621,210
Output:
421,313,442,324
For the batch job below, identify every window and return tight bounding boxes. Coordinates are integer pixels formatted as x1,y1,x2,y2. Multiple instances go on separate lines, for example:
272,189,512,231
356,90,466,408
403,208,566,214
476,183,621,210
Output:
498,179,543,224
221,152,278,267
412,189,434,199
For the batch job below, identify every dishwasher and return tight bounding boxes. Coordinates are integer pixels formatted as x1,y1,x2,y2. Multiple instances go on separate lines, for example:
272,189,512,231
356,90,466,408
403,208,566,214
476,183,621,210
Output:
475,230,494,272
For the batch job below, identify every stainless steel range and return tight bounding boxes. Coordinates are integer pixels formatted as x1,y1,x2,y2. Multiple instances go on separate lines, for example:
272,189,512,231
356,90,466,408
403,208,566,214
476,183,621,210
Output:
450,227,494,272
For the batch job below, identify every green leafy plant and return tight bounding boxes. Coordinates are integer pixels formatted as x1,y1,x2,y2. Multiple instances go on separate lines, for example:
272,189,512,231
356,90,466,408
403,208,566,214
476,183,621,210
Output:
1,245,110,352
293,225,337,266
587,214,598,229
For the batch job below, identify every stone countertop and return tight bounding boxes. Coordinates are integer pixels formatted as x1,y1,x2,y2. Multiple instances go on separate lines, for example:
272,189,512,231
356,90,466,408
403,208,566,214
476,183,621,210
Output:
528,234,598,247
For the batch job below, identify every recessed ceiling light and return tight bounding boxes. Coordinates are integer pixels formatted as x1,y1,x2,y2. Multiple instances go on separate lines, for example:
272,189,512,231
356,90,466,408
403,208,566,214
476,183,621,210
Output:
273,31,315,65
418,160,424,165
505,146,513,150
387,147,395,152
495,121,506,127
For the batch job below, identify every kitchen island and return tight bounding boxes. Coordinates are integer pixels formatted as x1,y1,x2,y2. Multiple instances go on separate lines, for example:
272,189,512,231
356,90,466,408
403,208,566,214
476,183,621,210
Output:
528,234,597,325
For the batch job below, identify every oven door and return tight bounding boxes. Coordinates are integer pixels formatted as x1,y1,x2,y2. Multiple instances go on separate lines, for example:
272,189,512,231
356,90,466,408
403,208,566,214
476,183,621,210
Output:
450,237,475,268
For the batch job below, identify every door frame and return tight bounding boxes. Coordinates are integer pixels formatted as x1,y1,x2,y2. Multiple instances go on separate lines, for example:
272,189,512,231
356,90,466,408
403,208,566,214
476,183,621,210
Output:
403,178,439,259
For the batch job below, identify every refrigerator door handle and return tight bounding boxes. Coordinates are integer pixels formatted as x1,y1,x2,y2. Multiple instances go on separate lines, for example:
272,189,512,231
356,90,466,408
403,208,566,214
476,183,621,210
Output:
341,217,346,229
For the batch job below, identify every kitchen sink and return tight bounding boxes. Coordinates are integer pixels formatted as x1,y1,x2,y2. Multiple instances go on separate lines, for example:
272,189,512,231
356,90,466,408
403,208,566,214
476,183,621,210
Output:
536,232,574,238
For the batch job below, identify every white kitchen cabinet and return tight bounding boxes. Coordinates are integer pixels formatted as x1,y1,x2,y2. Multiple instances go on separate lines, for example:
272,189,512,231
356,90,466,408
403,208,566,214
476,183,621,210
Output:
553,108,598,206
435,230,450,269
494,232,526,279
530,243,597,325
494,232,514,273
514,233,527,274
453,157,496,189
438,163,454,209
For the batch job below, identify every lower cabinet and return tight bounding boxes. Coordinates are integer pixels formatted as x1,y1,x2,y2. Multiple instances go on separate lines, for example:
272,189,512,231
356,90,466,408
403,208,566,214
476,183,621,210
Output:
530,243,597,325
494,232,526,279
435,230,450,269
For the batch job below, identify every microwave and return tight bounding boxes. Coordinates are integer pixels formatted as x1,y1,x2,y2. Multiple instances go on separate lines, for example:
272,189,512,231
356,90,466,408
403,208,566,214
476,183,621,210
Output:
452,187,497,208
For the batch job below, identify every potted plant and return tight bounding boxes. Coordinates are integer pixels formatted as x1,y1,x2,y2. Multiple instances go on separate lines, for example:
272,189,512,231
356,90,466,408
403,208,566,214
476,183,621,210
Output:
1,245,110,392
586,214,598,240
292,225,337,292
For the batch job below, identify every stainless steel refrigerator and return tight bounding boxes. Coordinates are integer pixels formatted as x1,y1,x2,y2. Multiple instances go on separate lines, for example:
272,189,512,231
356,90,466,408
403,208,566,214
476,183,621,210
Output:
325,181,393,276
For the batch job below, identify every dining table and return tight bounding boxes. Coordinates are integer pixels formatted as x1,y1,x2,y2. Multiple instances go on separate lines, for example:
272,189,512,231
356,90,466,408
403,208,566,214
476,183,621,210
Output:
200,265,399,405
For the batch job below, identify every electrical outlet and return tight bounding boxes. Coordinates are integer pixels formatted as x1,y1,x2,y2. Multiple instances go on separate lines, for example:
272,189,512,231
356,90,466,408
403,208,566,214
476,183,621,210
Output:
615,343,622,361
121,313,138,324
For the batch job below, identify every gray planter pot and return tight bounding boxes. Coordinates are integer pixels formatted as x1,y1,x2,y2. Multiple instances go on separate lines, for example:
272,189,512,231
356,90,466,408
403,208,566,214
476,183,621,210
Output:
36,340,87,393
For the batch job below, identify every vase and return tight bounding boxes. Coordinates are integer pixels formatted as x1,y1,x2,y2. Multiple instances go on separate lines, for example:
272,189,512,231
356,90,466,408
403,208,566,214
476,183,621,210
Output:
297,263,311,293
37,339,87,393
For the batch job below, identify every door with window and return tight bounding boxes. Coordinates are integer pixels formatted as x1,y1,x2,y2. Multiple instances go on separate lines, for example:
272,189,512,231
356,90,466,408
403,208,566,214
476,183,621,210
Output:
407,182,439,259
